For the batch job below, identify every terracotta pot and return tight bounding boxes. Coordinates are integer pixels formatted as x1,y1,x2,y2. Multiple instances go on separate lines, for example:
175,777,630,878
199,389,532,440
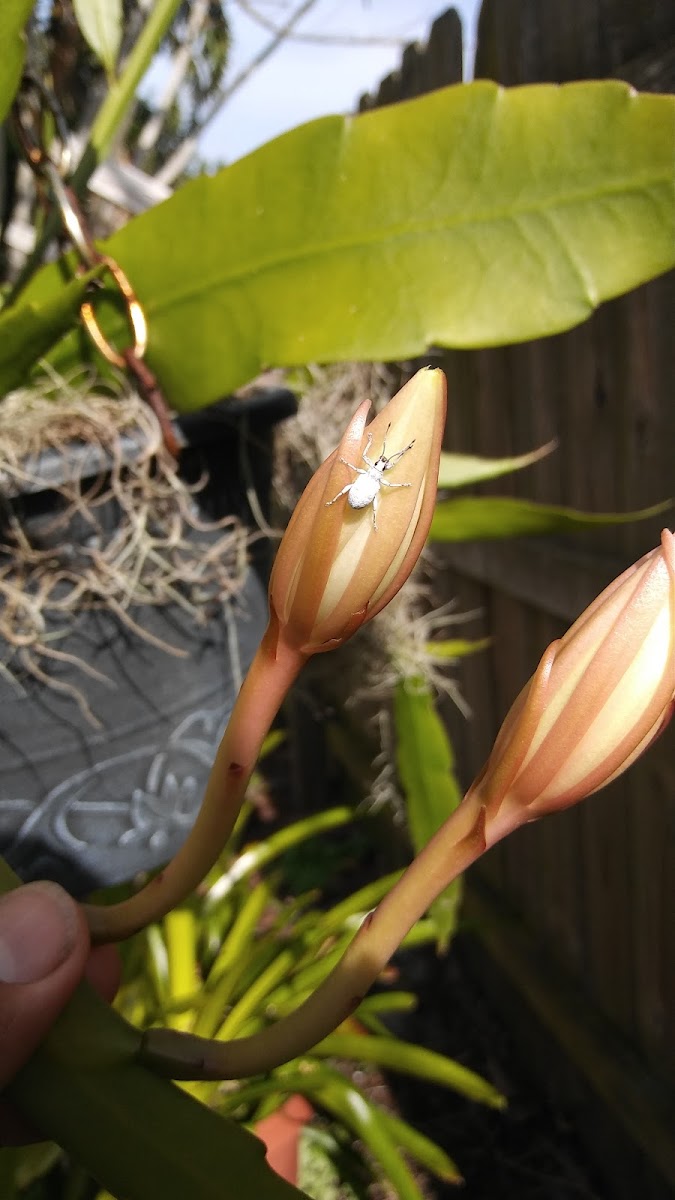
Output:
254,1094,314,1185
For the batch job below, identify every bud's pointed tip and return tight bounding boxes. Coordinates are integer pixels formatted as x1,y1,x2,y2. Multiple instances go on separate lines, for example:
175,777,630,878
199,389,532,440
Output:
418,365,448,408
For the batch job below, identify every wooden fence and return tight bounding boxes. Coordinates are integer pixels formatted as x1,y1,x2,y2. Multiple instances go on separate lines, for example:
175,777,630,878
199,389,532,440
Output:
360,4,675,1197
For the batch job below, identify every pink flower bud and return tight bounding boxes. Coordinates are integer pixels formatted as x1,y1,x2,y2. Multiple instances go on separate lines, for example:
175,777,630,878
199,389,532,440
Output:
269,368,447,655
473,529,675,838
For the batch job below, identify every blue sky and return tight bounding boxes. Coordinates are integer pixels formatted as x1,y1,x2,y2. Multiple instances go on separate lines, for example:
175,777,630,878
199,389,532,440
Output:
200,1,482,165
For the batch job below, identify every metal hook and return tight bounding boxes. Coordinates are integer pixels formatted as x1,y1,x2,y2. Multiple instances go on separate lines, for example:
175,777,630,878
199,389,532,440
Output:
80,256,148,367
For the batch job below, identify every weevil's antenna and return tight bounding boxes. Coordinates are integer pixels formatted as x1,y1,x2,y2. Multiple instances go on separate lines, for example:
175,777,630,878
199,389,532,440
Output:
385,438,415,467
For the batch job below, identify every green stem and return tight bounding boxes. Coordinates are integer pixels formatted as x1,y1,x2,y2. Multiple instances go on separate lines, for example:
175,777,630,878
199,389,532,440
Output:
84,0,184,169
84,625,306,942
164,908,198,1031
0,859,304,1200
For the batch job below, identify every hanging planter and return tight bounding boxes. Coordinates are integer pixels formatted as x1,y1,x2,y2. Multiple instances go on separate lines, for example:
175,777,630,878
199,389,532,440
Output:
0,380,294,894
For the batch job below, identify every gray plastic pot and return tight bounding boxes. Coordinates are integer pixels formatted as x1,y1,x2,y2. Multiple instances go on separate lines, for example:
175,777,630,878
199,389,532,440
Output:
0,387,294,894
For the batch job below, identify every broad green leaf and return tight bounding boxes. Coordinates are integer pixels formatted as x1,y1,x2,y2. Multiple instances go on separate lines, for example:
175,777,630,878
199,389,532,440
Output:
4,80,674,409
430,496,672,541
0,272,95,394
73,0,122,78
315,1032,506,1108
394,677,464,950
9,1024,305,1200
438,441,556,489
0,0,33,124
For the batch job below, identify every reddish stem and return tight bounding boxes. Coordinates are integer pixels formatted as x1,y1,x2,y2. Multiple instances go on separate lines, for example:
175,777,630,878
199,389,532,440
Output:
85,625,305,943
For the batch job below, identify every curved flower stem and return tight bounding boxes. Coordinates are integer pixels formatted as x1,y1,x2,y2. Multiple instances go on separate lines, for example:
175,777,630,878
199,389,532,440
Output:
139,785,524,1081
84,624,306,943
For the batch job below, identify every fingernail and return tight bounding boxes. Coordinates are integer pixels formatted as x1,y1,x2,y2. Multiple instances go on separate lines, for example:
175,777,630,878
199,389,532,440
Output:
0,882,79,983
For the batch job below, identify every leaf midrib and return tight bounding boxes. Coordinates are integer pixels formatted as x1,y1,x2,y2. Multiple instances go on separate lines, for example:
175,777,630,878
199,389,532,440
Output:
139,169,671,318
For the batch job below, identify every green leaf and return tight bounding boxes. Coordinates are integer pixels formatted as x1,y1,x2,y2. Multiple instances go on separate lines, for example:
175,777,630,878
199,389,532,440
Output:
427,637,491,659
12,1142,63,1192
399,918,441,949
311,1073,427,1200
215,948,298,1040
356,991,418,1016
204,879,272,990
315,1032,506,1108
12,1050,305,1200
296,871,402,941
0,0,33,124
376,1108,462,1184
164,909,199,1032
260,729,286,758
204,806,356,908
394,678,464,950
220,1066,432,1198
73,0,122,78
430,496,672,541
277,1064,463,1187
1,857,304,1200
438,441,556,489
5,80,674,410
0,271,96,395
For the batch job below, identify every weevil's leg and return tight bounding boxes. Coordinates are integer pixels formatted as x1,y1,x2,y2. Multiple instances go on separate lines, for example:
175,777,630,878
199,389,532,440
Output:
372,490,379,530
325,483,354,507
361,433,375,469
339,457,370,476
380,479,412,489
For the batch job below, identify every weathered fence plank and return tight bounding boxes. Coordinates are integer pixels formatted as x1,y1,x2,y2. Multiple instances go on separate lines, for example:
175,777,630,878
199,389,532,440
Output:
360,3,675,1193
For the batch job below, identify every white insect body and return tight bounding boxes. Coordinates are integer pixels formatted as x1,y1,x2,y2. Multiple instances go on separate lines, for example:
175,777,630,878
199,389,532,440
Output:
326,425,415,530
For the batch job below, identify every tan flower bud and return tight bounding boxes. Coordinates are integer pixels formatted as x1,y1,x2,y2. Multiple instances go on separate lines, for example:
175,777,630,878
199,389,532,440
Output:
269,367,447,654
473,530,675,836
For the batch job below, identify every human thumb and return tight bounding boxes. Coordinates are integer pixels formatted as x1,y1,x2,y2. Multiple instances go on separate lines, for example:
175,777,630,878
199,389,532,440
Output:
0,882,89,1088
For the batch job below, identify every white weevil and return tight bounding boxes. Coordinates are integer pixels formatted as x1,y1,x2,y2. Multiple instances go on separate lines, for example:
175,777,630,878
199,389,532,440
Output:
326,424,415,530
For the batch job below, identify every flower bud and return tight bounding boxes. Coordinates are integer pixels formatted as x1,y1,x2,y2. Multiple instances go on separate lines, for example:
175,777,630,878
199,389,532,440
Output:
472,529,675,833
269,368,447,655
